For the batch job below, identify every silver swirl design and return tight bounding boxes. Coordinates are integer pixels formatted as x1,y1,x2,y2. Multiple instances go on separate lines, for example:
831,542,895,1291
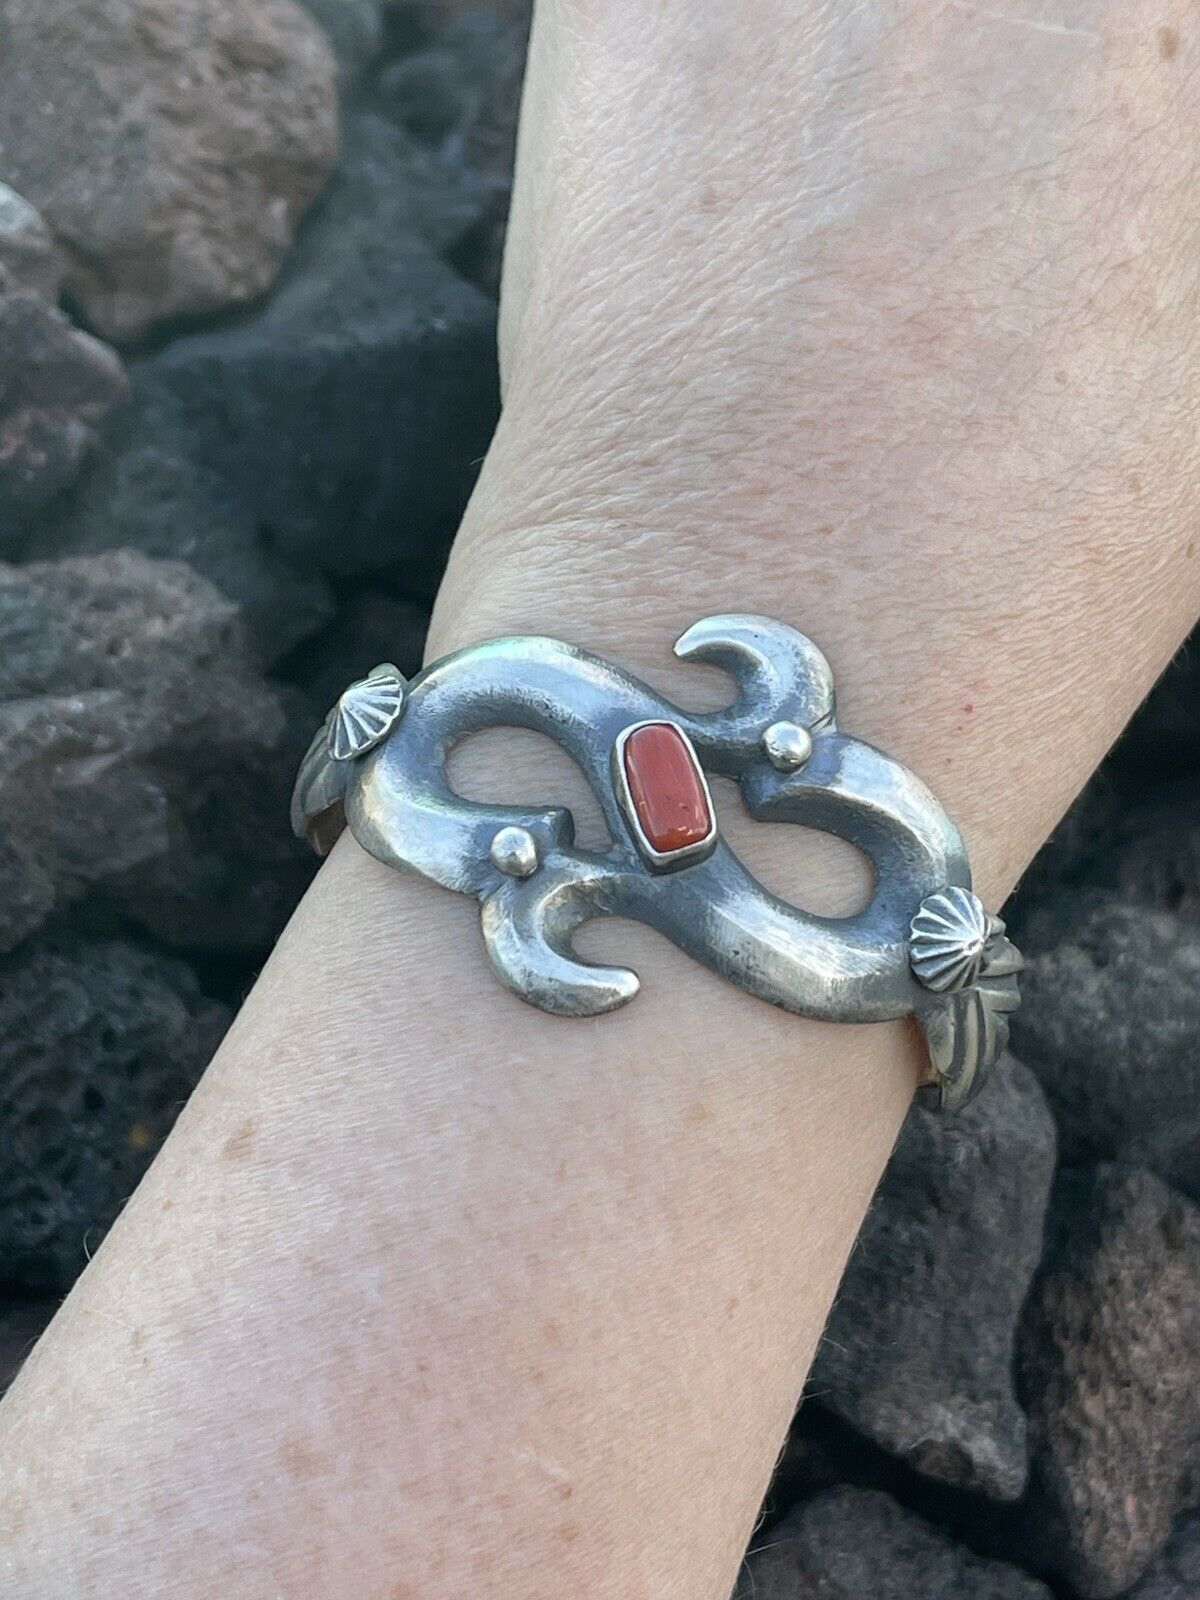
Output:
292,616,1021,1110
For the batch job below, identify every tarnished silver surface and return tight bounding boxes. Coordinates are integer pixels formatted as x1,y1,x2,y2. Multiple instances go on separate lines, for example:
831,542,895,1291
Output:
292,616,1021,1110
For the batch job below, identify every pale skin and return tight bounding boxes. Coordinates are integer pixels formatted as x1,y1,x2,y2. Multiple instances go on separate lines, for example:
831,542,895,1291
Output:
2,2,1199,1595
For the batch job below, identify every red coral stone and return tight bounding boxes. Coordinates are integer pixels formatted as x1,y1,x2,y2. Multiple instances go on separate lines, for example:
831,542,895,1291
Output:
622,722,712,855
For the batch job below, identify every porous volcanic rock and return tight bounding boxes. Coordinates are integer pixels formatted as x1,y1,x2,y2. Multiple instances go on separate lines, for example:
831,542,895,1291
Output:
811,1055,1056,1500
0,839,52,954
1011,891,1200,1201
135,110,499,581
0,185,127,535
297,589,429,709
102,685,318,957
0,1297,55,1392
0,0,338,342
0,935,229,1291
310,108,489,259
1108,623,1200,779
735,1488,1053,1600
1084,777,1200,924
299,0,383,85
0,551,296,953
1124,1516,1200,1600
24,382,333,667
375,2,531,294
1006,770,1120,920
1014,1166,1200,1597
0,290,126,527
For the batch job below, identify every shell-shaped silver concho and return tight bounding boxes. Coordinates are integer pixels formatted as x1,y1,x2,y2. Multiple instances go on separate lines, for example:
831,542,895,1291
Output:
328,665,406,762
909,885,991,993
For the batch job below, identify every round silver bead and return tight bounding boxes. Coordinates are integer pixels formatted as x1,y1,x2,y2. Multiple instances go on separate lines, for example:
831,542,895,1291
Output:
490,825,540,878
762,720,813,773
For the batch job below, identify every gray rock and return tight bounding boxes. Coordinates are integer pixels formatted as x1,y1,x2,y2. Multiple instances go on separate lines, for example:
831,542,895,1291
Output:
1084,778,1200,924
811,1055,1056,1500
0,547,276,729
0,183,65,299
1124,1516,1200,1600
1014,1166,1200,1597
102,686,318,957
0,0,338,342
375,3,530,294
0,935,229,1291
0,290,126,527
298,589,428,709
0,1297,55,1394
23,382,333,667
0,185,126,529
310,108,489,258
1007,770,1121,918
1011,891,1200,1201
136,111,499,579
734,1488,1053,1600
1110,624,1200,779
298,0,383,85
0,840,54,954
0,551,299,953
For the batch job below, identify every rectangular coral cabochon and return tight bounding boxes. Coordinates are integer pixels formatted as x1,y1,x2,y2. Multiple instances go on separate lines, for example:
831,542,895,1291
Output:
621,722,713,855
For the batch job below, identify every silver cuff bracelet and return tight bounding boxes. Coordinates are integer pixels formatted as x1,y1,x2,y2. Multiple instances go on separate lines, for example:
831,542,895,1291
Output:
291,615,1021,1111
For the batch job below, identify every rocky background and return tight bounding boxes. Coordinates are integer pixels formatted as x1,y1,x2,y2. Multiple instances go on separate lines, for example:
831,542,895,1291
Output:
0,3,1196,1595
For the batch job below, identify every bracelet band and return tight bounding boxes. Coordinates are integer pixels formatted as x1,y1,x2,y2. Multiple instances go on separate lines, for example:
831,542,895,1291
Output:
291,616,1021,1111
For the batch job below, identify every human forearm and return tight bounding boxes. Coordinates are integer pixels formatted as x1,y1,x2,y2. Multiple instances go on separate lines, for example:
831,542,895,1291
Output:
3,4,1200,1598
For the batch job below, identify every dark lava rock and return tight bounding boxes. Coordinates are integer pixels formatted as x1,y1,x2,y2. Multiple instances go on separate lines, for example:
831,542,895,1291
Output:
1084,778,1200,923
0,935,230,1292
1014,1166,1200,1597
0,290,126,528
295,589,429,708
0,551,302,954
735,1487,1053,1600
0,839,54,955
0,0,338,342
376,3,531,294
1006,770,1121,923
1109,624,1200,780
0,1296,55,1394
299,0,383,85
313,107,490,259
102,686,317,957
24,383,333,668
810,1055,1055,1501
1124,1516,1200,1599
135,111,499,582
1011,891,1200,1201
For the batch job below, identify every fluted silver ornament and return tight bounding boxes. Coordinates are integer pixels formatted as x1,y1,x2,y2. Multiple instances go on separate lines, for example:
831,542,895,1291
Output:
328,664,406,762
908,885,992,993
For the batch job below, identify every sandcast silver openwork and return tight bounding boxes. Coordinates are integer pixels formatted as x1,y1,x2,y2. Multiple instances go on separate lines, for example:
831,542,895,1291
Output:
292,616,1021,1110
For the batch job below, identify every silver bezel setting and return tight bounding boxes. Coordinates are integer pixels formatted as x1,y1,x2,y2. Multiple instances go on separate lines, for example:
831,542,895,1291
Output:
610,720,719,874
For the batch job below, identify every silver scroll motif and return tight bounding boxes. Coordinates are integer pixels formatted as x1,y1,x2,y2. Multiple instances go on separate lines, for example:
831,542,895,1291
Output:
292,616,1021,1110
